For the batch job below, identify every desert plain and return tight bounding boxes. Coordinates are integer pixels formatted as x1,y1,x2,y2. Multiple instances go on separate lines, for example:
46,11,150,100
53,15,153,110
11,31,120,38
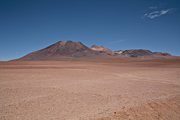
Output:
0,58,180,120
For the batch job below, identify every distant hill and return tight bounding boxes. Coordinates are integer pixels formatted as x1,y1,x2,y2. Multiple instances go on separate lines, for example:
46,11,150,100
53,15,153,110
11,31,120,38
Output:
91,45,114,55
17,40,172,61
121,49,153,57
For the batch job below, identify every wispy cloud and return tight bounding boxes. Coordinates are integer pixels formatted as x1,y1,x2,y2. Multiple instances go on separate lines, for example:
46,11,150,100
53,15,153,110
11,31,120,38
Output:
144,8,175,19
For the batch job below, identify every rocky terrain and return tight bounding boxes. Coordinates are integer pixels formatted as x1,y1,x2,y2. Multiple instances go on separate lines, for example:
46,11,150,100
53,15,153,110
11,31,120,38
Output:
0,58,180,120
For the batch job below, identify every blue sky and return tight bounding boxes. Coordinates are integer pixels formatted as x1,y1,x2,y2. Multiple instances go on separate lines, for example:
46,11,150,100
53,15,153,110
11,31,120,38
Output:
0,0,180,60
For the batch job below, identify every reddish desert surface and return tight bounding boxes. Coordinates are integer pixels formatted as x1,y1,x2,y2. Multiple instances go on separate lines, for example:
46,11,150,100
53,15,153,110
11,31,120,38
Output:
0,58,180,120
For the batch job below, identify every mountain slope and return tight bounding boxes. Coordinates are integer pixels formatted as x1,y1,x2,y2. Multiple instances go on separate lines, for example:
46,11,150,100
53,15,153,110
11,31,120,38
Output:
17,40,173,61
18,41,101,60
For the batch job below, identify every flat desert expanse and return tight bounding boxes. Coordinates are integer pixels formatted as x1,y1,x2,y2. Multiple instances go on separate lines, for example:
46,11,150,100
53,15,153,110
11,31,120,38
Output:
0,58,180,120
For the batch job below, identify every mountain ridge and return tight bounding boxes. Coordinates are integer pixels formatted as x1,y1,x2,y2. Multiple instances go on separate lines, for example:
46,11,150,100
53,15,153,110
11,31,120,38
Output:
17,40,173,61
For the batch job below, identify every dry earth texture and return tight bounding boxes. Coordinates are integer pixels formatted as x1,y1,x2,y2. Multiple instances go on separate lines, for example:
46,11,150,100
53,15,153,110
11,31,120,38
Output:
0,58,180,120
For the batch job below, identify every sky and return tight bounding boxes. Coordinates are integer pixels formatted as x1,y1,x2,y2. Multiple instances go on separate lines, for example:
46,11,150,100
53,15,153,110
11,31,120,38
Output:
0,0,180,60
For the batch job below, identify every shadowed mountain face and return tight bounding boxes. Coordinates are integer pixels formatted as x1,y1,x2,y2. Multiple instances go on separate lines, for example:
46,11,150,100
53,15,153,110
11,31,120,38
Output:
17,40,172,61
19,41,102,60
121,49,153,57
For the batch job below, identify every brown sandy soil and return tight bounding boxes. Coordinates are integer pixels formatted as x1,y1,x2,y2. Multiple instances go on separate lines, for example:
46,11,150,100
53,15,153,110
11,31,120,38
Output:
0,58,180,120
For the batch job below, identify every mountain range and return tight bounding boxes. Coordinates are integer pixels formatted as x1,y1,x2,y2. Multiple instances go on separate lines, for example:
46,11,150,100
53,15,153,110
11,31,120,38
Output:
17,40,172,61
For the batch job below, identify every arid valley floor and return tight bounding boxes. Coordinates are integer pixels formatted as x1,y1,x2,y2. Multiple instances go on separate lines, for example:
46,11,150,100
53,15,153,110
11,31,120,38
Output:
0,58,180,120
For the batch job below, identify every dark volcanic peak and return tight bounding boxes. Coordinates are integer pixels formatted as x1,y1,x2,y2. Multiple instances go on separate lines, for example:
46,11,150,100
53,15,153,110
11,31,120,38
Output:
43,40,90,54
18,40,100,60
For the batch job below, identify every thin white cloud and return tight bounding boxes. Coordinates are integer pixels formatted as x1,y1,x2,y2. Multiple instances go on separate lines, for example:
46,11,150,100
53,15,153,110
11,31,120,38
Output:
144,8,174,19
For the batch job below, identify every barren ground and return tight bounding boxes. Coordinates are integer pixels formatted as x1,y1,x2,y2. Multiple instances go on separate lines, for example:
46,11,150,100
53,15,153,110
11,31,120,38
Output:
0,58,180,120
